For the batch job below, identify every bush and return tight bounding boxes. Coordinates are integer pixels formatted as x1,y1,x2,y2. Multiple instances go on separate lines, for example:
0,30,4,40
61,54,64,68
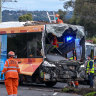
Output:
86,37,96,44
92,37,96,44
84,92,96,96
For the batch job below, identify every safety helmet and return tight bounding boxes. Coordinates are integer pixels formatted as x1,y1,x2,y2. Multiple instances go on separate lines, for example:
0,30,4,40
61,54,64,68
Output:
8,51,15,57
88,55,92,59
55,14,60,17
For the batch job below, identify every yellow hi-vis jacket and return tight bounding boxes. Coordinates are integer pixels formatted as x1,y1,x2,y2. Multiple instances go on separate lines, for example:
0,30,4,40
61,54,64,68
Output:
86,60,94,73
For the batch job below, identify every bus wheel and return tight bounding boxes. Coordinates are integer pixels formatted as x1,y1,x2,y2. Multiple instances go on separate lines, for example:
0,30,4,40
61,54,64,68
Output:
45,81,57,87
93,76,96,88
19,75,24,85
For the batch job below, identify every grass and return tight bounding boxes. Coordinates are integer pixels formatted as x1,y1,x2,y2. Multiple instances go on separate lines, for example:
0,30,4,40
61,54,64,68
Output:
62,87,96,96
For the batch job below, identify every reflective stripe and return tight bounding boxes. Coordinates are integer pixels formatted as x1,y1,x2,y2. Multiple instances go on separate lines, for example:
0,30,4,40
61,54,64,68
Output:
86,67,94,68
13,94,17,96
6,70,17,73
7,66,17,68
7,60,9,66
4,66,19,69
4,66,8,68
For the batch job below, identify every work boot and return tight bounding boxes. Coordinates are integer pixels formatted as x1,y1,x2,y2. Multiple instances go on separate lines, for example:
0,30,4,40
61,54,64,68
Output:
89,86,93,88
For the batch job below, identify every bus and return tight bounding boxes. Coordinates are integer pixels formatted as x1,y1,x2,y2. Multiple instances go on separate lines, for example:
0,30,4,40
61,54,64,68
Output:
0,22,85,87
85,42,96,62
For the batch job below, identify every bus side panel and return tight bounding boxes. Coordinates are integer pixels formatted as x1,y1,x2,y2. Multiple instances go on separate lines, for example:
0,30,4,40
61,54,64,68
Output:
16,58,43,76
0,35,7,80
94,46,96,65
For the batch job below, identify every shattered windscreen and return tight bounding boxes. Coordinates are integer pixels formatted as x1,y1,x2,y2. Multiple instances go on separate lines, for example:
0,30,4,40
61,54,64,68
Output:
43,24,85,61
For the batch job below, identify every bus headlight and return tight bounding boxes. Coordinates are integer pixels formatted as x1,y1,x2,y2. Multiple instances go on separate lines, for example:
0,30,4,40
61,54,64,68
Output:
43,61,56,67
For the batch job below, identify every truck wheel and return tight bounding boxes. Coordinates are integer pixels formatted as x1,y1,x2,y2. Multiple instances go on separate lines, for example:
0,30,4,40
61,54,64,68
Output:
45,81,57,87
93,76,96,88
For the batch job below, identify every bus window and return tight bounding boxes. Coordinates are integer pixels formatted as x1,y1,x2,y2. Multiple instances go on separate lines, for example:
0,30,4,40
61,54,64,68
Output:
7,32,42,58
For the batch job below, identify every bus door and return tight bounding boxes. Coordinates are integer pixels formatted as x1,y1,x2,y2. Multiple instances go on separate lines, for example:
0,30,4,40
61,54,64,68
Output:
0,35,7,80
94,46,96,64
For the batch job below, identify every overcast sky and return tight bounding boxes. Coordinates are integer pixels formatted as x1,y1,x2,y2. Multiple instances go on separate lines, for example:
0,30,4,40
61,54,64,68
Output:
2,0,68,11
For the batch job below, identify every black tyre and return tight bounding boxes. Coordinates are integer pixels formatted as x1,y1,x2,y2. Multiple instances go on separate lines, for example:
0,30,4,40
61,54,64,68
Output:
45,81,57,87
93,76,96,88
19,75,24,85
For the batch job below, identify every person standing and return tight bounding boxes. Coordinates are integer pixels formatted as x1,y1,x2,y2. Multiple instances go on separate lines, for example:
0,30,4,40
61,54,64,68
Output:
1,51,20,96
86,55,94,88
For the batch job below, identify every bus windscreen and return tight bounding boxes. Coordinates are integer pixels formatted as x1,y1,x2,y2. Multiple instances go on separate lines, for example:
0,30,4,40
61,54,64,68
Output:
7,32,42,58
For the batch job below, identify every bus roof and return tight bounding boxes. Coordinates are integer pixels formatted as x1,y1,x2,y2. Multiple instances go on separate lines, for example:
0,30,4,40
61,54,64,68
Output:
0,25,44,34
0,21,26,28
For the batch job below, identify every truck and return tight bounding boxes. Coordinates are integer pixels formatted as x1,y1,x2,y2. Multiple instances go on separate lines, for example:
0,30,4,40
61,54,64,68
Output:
0,21,86,87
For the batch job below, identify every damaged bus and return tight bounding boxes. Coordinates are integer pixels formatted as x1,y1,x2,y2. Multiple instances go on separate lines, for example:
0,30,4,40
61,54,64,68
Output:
0,22,85,87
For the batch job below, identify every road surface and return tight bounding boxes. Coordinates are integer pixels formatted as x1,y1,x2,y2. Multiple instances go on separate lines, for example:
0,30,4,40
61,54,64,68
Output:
0,82,87,96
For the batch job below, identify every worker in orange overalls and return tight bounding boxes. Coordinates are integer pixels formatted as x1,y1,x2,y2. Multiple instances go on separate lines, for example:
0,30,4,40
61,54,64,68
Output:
1,51,20,96
55,14,63,24
52,35,59,48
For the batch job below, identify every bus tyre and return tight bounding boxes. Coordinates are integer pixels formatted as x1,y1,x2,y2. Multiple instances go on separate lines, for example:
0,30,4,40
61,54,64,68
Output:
45,81,57,87
93,76,96,88
19,75,24,85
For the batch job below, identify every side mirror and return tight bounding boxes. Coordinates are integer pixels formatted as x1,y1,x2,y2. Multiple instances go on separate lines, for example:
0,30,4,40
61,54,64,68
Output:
94,59,96,62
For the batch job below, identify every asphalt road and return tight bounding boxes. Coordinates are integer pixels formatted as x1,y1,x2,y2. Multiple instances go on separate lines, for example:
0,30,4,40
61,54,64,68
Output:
0,82,87,96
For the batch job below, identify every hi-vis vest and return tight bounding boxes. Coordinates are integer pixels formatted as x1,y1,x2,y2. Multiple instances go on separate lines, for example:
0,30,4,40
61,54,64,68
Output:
86,60,94,73
69,56,76,60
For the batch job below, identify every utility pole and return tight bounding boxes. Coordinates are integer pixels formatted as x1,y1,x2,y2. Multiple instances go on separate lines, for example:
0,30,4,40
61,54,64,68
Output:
0,0,2,22
0,0,17,22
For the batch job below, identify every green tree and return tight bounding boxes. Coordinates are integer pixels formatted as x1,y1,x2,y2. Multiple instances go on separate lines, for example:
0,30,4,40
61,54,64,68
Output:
74,0,96,37
63,0,96,37
63,0,75,11
18,13,32,22
58,9,66,22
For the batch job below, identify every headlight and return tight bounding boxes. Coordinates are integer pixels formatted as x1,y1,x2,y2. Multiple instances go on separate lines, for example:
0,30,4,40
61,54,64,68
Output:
80,65,85,68
42,61,56,67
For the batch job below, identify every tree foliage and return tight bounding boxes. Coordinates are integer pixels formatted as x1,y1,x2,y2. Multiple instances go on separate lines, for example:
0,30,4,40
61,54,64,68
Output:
58,9,66,22
18,13,32,22
63,0,75,11
63,0,96,37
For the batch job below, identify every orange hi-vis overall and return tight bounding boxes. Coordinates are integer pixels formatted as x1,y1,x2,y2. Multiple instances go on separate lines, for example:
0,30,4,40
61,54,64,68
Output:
2,58,20,96
52,37,59,48
56,18,63,24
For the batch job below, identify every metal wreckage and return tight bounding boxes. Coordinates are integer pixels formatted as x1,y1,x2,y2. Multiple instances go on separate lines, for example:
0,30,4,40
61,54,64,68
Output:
34,23,86,87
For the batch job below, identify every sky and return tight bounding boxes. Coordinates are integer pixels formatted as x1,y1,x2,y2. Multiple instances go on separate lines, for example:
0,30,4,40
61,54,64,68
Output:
2,0,68,11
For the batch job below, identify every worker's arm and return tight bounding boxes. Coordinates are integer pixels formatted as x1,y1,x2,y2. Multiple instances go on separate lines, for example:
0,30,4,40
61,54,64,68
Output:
1,60,8,74
16,61,20,74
